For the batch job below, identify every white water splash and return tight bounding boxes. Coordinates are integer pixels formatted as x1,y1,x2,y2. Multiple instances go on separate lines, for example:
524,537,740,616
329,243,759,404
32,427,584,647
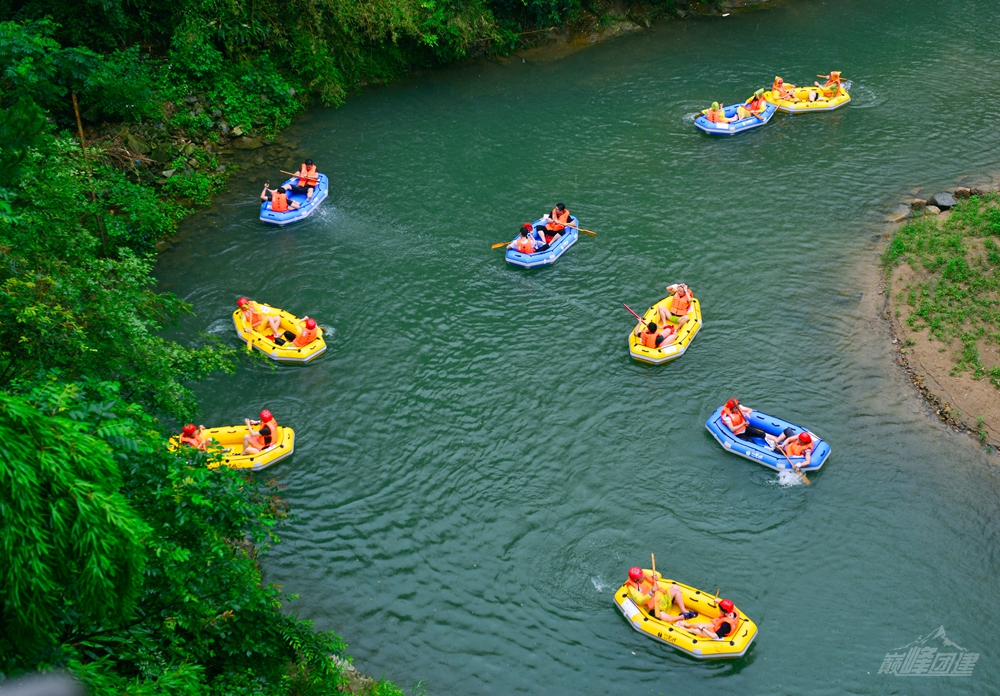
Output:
591,576,611,592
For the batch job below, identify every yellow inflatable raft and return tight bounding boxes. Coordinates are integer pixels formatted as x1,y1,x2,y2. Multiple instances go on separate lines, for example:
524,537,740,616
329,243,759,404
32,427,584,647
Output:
169,424,295,471
763,85,850,113
614,575,757,659
627,295,702,364
232,305,326,363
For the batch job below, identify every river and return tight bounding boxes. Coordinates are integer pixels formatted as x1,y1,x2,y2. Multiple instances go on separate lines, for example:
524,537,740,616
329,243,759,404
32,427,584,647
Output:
156,0,1000,692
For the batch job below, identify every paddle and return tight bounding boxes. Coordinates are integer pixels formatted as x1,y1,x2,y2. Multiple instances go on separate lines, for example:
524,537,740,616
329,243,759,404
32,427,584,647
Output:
777,440,811,485
491,241,509,249
543,218,597,236
238,312,254,352
623,303,644,323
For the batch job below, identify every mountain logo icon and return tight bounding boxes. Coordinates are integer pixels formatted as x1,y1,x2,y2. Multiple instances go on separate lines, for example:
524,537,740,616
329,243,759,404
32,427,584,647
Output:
879,626,978,677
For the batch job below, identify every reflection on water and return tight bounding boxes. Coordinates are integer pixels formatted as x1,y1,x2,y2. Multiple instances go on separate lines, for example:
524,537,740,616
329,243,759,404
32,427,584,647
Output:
157,0,1000,692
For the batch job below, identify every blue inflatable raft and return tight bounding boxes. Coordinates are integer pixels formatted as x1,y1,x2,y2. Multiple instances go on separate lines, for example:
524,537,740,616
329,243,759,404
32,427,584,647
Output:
705,406,831,472
694,102,778,136
505,216,579,269
259,173,329,226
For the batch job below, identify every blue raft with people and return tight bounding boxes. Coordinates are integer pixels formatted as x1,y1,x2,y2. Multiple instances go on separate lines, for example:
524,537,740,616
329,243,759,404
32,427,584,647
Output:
694,102,778,136
259,173,329,226
505,216,579,269
705,405,831,472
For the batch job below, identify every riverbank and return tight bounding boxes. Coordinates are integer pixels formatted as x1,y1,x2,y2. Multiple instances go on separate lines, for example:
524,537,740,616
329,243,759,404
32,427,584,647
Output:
881,181,1000,451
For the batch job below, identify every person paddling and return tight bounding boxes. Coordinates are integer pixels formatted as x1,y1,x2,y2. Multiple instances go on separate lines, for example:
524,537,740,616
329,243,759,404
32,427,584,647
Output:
261,182,300,213
737,89,767,120
769,431,817,470
539,203,571,244
243,409,279,455
771,76,796,100
634,320,677,349
285,159,319,200
179,423,207,450
625,567,698,623
702,102,735,124
815,71,843,98
509,224,539,254
721,399,770,442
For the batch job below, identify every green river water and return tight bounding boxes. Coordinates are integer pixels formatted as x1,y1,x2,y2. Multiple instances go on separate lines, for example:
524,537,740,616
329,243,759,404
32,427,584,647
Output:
157,0,1000,692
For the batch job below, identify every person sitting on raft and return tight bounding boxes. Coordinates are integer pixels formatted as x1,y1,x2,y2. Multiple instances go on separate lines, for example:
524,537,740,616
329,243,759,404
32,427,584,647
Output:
509,225,540,254
768,431,817,470
284,159,319,200
634,319,677,349
721,399,770,441
537,203,572,245
702,102,735,124
660,283,692,329
179,423,207,450
243,409,279,455
737,89,767,119
771,76,797,100
677,599,740,640
261,182,301,213
814,71,843,98
237,297,282,338
625,567,698,623
275,317,319,347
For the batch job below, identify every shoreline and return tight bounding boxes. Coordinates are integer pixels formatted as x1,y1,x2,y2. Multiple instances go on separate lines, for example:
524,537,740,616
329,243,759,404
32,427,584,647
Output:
879,179,1000,452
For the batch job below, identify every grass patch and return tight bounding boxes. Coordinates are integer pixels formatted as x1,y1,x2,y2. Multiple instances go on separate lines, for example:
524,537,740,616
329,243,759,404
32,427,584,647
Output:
883,193,1000,386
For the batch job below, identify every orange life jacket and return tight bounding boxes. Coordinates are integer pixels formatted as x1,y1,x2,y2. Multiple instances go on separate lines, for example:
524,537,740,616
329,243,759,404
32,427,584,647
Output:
706,108,727,123
242,305,262,328
293,325,317,347
180,432,203,449
297,164,318,187
640,329,660,349
546,208,570,232
254,418,278,448
747,97,765,112
513,236,535,254
712,613,741,637
784,439,812,457
271,191,289,213
669,291,691,315
723,407,747,435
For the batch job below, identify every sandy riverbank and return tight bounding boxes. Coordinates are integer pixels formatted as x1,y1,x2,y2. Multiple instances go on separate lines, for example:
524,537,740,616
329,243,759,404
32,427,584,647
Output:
882,181,1000,451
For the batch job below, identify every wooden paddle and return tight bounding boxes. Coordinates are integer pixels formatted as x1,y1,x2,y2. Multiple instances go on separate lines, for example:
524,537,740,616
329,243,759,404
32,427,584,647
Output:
491,241,510,249
623,303,644,323
544,218,597,236
777,441,811,485
238,312,254,352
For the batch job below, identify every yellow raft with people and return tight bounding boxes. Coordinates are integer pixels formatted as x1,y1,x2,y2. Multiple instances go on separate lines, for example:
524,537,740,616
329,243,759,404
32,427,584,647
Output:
763,73,850,113
169,424,295,471
232,305,326,363
627,295,702,364
614,574,757,659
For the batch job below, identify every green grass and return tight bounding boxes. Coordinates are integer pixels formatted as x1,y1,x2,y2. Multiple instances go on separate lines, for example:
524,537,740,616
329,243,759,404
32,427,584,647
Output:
884,193,1000,386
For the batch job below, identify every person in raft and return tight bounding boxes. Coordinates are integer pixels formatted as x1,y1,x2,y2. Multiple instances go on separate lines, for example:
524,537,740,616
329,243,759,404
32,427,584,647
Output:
633,319,677,349
625,567,698,622
179,423,207,450
771,76,797,100
737,89,767,119
659,283,692,329
274,317,319,347
509,224,540,254
702,102,735,124
814,71,843,98
537,203,572,245
720,398,771,442
237,296,283,338
677,599,740,640
260,182,301,213
243,409,279,455
283,159,319,200
768,431,817,470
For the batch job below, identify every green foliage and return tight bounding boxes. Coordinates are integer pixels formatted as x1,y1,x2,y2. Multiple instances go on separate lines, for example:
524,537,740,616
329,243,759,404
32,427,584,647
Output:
885,194,1000,386
1,378,350,694
0,386,148,656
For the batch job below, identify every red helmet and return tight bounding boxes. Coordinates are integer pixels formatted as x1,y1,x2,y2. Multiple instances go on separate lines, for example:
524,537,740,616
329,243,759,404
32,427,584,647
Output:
237,296,249,307
259,409,273,422
305,318,317,329
719,598,734,613
798,432,812,444
725,398,739,410
182,423,196,435
522,223,532,231
628,567,644,582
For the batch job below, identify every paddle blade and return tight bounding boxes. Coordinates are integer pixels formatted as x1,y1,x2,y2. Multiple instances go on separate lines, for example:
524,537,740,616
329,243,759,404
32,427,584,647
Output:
798,471,811,485
580,228,597,236
491,242,509,249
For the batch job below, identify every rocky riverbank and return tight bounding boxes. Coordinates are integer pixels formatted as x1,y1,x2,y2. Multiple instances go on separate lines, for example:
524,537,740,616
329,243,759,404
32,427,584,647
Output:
880,178,1000,451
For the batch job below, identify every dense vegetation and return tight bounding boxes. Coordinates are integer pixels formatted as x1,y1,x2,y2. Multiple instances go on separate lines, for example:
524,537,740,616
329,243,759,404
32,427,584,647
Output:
0,0,695,692
884,193,1000,388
